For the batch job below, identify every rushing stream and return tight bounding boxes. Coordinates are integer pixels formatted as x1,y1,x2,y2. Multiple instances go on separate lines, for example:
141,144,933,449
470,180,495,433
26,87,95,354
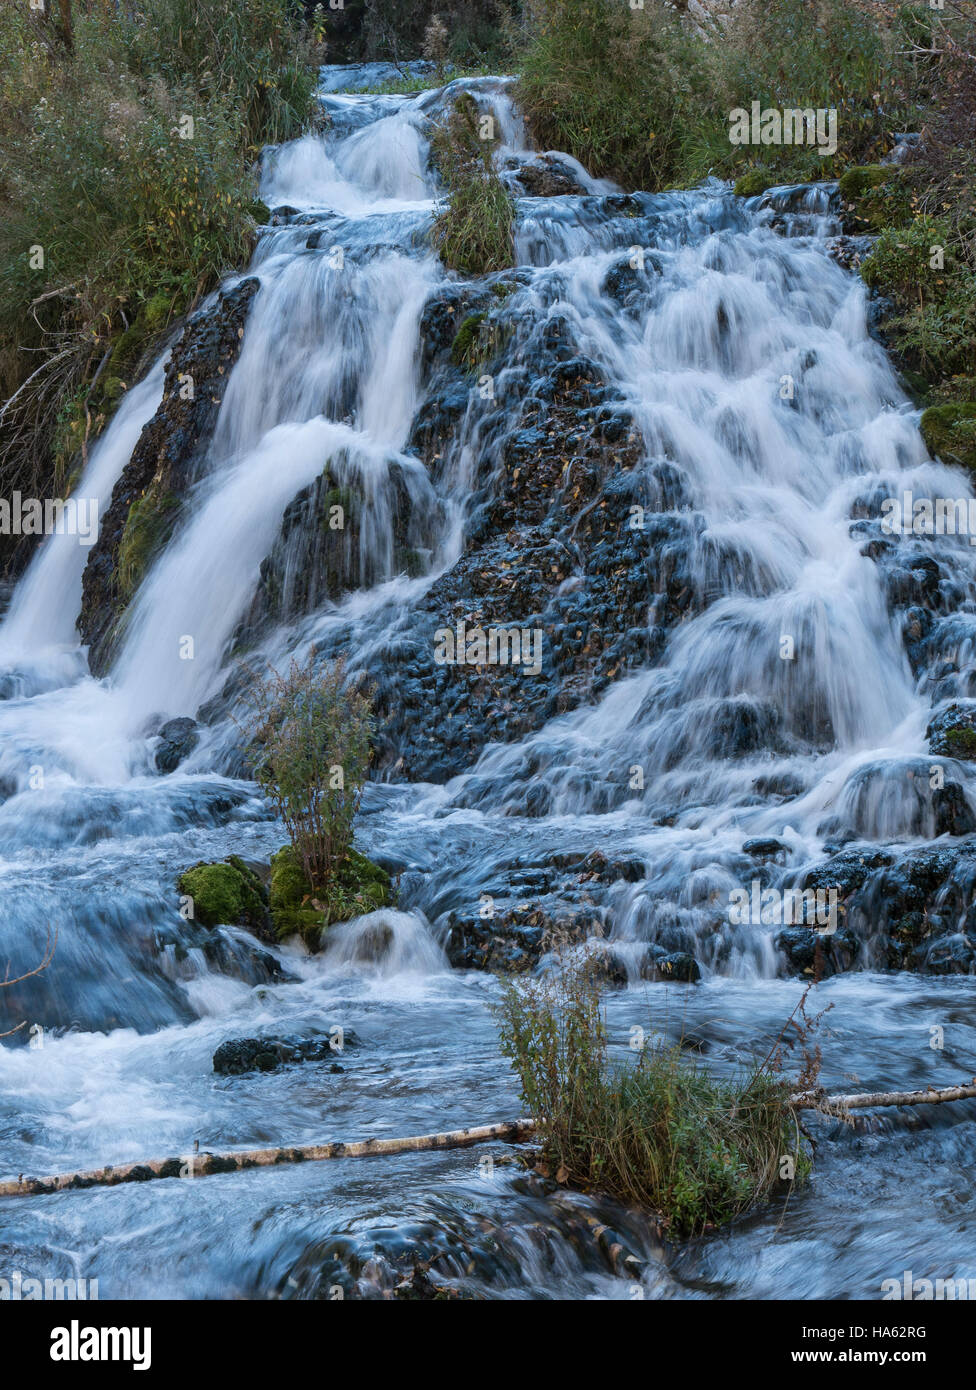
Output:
1,65,975,1300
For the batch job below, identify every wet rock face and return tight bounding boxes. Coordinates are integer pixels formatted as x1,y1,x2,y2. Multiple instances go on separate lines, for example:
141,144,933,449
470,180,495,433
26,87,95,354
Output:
784,839,976,975
367,372,690,780
155,716,199,773
928,701,976,760
79,278,260,673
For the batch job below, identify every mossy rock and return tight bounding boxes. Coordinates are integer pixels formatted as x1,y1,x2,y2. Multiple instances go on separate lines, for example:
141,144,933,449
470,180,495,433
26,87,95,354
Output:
269,843,392,948
451,312,486,367
837,164,889,201
177,857,270,932
118,487,181,600
927,701,976,759
920,403,976,471
249,199,271,225
143,292,174,333
733,168,778,199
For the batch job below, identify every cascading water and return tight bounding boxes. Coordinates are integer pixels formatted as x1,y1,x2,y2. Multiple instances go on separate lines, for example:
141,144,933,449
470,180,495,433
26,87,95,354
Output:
1,66,975,1300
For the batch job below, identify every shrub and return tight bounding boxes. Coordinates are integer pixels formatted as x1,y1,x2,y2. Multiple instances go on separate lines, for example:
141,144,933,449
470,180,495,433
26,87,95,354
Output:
430,91,515,274
495,958,805,1234
516,0,912,192
0,0,318,576
242,655,374,910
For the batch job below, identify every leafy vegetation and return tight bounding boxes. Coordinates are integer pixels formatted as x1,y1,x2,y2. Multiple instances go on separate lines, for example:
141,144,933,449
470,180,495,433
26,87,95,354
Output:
517,0,912,193
495,958,808,1235
242,655,376,937
0,0,320,575
430,91,515,274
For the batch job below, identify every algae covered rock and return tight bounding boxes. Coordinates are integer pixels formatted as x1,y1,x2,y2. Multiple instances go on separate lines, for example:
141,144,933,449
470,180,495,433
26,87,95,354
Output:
269,843,392,947
927,700,976,760
177,855,270,932
920,402,976,472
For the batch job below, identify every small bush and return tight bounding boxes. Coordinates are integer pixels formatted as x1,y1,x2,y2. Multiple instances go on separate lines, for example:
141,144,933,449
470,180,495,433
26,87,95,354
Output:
0,0,318,575
242,655,374,910
495,959,805,1234
429,91,514,274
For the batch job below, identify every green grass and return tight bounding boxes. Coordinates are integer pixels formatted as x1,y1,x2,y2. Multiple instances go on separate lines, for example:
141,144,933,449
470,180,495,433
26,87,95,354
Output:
516,0,910,193
0,0,319,574
495,960,807,1235
429,91,514,275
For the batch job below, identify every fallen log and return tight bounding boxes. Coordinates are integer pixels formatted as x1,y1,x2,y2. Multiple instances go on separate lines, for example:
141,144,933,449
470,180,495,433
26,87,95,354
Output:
0,1119,538,1198
790,1081,976,1115
2,1082,975,1199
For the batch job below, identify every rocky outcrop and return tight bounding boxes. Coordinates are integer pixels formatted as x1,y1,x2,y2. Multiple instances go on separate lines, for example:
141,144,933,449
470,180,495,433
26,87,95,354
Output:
79,277,260,673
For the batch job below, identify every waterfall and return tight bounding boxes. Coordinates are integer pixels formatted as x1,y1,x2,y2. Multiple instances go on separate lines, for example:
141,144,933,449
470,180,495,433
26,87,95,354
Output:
2,62,976,1301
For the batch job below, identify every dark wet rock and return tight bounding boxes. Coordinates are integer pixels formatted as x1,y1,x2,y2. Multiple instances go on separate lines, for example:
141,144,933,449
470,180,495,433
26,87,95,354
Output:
775,926,859,977
80,278,260,672
794,840,976,974
934,781,976,837
444,903,602,972
155,716,200,773
742,837,789,863
650,950,701,983
212,1030,358,1075
511,155,588,198
928,701,976,760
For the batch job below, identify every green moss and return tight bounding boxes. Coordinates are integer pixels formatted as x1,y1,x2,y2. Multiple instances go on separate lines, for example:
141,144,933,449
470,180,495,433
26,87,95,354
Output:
143,292,174,332
944,726,976,759
177,859,269,930
451,312,486,367
733,168,778,199
249,199,271,225
837,164,889,200
920,402,976,471
269,843,392,949
117,487,180,600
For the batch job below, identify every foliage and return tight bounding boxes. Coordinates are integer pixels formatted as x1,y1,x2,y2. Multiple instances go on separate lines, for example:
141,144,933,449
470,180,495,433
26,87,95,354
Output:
495,957,806,1234
0,0,318,574
430,91,515,274
516,0,912,192
242,655,374,909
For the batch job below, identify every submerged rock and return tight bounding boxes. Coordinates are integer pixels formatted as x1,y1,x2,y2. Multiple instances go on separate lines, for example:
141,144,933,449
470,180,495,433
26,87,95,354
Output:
212,1032,357,1075
155,716,200,773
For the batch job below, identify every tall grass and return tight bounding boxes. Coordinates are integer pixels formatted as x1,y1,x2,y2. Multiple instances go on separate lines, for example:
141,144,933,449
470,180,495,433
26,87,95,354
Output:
0,0,318,574
496,959,807,1235
430,91,515,274
517,0,914,192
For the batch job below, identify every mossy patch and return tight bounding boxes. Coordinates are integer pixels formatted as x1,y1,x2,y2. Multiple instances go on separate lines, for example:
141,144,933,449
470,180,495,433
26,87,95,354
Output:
117,486,181,600
177,857,270,931
920,402,976,471
733,168,778,199
269,843,392,948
